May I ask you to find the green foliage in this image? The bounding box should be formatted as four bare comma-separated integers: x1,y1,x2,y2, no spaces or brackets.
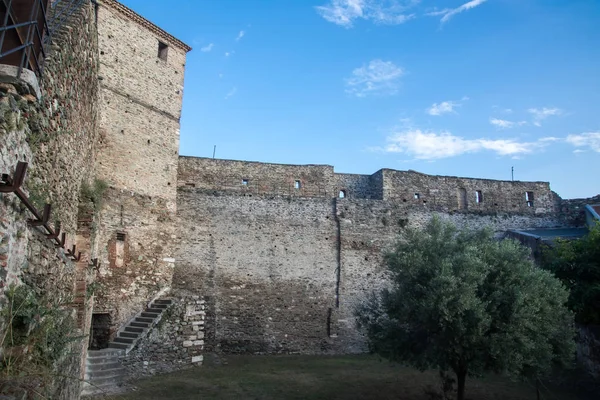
80,179,108,211
86,282,102,299
356,217,576,400
0,283,80,394
541,223,600,324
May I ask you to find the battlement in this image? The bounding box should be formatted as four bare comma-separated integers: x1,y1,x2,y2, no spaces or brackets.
178,156,558,215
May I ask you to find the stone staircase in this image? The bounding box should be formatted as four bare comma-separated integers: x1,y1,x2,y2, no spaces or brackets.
81,298,173,397
108,298,173,353
81,348,125,397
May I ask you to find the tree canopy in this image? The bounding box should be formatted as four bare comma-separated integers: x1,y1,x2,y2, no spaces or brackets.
356,217,575,400
542,222,600,324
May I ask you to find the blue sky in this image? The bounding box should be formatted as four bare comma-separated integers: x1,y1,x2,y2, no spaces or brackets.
120,0,599,199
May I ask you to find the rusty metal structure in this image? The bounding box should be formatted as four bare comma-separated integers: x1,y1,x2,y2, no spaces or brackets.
1,161,82,261
0,0,88,79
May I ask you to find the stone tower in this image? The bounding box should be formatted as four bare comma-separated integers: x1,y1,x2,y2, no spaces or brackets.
92,0,191,336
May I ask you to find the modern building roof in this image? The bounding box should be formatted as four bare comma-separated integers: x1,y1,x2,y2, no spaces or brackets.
511,228,589,241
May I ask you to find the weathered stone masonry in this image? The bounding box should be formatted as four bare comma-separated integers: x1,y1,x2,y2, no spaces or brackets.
172,157,580,355
1,1,101,398
92,0,191,335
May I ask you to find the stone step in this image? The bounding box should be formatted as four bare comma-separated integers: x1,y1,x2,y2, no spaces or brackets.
151,303,169,309
86,367,125,380
120,331,139,339
141,311,160,318
125,326,144,333
108,342,129,350
130,321,150,328
87,349,124,358
146,307,164,313
87,356,120,365
135,316,153,323
81,374,124,393
113,337,134,344
154,299,172,305
86,362,121,372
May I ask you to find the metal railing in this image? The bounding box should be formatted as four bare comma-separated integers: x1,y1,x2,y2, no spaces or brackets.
0,0,87,79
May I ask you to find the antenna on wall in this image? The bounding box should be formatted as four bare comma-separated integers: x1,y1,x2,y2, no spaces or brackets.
511,166,514,182
213,145,216,159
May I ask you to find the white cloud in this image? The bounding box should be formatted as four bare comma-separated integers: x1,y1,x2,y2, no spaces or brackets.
428,101,460,116
200,43,214,52
566,132,600,153
236,30,245,41
315,0,418,28
380,129,552,160
489,118,527,129
225,51,235,57
427,0,488,24
225,87,237,100
528,107,562,126
345,59,404,97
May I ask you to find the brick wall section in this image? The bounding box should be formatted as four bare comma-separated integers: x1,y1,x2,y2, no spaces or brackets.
0,2,100,398
93,1,189,332
93,188,176,331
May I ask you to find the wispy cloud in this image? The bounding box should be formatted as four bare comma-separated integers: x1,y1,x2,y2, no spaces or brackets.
566,132,600,153
428,100,461,116
315,0,418,28
528,107,562,127
225,87,237,100
427,0,488,24
236,30,246,41
490,118,527,129
345,59,404,97
200,43,214,52
377,128,552,160
225,51,235,57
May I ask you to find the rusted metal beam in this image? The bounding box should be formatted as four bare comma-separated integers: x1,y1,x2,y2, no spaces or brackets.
1,161,87,263
29,203,51,227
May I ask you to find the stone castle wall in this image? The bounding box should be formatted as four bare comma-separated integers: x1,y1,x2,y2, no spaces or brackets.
92,0,189,333
0,1,101,398
173,157,572,354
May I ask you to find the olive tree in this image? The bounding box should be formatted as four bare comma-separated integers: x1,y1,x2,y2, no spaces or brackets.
356,217,575,400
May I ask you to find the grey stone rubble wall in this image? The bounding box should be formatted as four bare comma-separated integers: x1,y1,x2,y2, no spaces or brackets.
178,156,337,198
0,2,100,399
122,296,205,379
178,157,566,215
173,175,566,355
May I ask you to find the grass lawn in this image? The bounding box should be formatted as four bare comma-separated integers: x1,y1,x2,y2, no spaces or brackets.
105,354,592,400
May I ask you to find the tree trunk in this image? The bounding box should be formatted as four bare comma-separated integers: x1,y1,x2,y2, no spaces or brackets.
456,368,467,400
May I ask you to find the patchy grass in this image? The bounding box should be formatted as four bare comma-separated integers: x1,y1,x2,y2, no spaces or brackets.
106,354,592,400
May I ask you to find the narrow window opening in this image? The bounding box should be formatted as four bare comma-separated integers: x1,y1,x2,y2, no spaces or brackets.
242,179,249,186
339,190,346,199
475,190,483,204
414,193,420,200
158,41,168,61
116,232,126,242
186,183,196,187
525,191,534,207
294,180,301,189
